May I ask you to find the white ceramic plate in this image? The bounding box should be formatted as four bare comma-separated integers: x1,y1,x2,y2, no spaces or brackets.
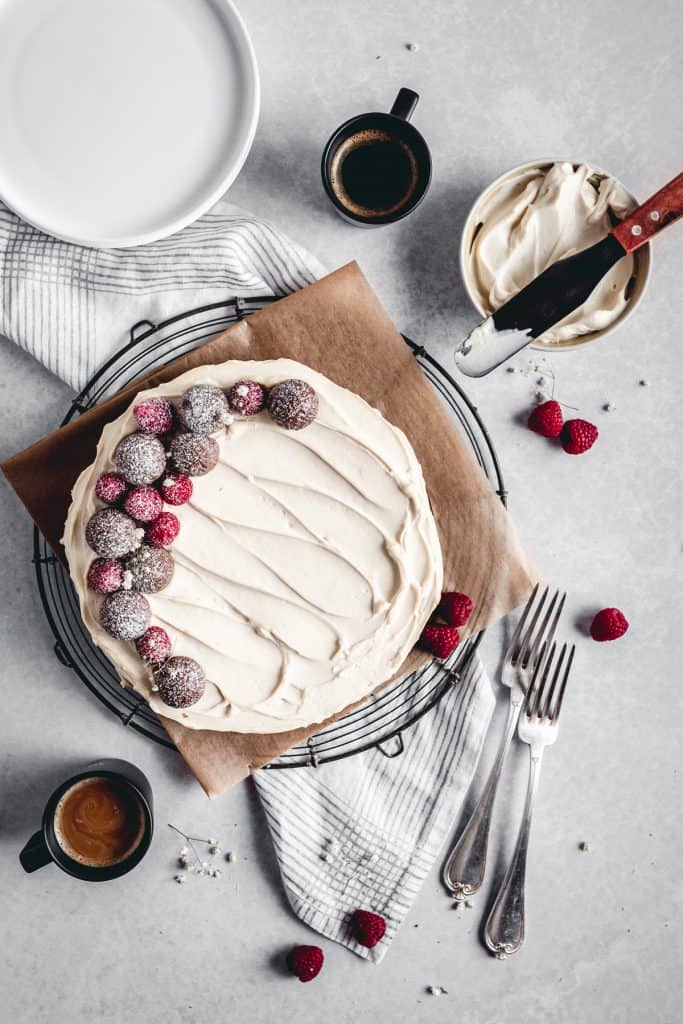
0,0,259,247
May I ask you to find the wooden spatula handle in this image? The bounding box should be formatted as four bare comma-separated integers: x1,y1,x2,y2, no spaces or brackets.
612,171,683,252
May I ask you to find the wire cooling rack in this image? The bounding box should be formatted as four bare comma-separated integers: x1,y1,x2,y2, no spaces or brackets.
34,296,506,767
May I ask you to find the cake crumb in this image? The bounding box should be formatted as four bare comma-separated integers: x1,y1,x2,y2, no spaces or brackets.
578,841,592,853
428,986,448,996
406,42,420,51
603,402,616,412
639,379,651,387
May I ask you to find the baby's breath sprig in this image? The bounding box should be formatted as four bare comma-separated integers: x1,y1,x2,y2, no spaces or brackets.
168,823,226,882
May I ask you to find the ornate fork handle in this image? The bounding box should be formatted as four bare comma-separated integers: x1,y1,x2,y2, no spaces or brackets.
443,695,523,900
484,748,544,958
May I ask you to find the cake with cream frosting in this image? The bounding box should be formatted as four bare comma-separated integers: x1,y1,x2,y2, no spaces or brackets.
62,358,443,734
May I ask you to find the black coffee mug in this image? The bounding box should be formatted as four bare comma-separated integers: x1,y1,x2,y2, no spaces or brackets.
19,758,153,881
321,88,431,226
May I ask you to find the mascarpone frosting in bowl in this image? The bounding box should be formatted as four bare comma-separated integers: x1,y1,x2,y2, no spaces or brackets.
63,359,443,734
460,160,651,348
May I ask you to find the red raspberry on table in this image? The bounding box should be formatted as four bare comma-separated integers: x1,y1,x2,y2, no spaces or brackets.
288,945,324,983
590,608,629,642
133,397,174,435
350,909,387,949
228,379,266,416
439,591,473,627
95,473,127,505
560,418,598,455
136,626,172,664
124,485,163,523
420,623,459,659
160,474,193,506
528,400,563,438
146,511,180,547
87,558,123,594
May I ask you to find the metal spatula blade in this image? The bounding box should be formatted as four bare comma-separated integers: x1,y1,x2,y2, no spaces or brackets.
454,234,626,377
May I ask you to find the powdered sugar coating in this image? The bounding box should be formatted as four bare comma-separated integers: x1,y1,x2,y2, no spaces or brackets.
87,558,124,594
169,433,219,476
160,473,193,506
228,379,266,416
95,473,127,505
85,508,141,558
136,626,172,664
156,656,206,708
179,384,230,434
133,397,174,435
124,485,163,523
145,511,180,548
267,379,319,430
114,432,167,485
123,545,174,593
100,590,151,640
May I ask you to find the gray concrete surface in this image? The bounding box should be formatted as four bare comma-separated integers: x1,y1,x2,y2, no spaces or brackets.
1,1,682,1021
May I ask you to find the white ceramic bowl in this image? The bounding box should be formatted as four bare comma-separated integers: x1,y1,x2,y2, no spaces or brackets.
0,0,260,248
459,159,652,350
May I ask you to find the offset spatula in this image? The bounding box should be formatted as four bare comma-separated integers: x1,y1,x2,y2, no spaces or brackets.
455,170,683,377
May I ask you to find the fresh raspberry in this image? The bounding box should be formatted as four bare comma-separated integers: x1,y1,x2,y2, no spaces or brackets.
228,379,266,416
560,418,598,455
350,909,387,949
439,591,473,627
528,400,563,438
95,473,127,505
146,511,180,547
133,397,174,435
124,485,163,523
288,945,324,983
160,474,193,506
420,623,459,659
136,626,172,664
590,607,629,642
87,558,123,594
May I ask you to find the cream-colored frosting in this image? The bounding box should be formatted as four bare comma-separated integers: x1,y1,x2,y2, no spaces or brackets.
63,359,443,733
468,162,636,343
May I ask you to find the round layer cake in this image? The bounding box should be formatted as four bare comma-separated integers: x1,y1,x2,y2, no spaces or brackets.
62,359,443,733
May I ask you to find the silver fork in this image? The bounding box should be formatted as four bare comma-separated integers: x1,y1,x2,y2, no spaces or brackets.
443,583,565,900
485,641,575,958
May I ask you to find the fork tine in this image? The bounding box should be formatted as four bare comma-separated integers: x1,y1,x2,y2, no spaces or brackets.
551,644,575,722
514,585,549,665
525,641,555,717
539,643,567,718
524,590,566,671
504,582,541,662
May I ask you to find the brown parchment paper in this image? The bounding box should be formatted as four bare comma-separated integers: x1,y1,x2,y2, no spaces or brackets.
2,263,537,796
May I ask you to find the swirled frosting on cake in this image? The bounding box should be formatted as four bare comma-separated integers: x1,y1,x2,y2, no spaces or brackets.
63,359,443,733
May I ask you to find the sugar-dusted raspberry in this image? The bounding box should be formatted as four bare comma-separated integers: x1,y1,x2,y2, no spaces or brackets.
95,473,127,505
160,473,193,506
100,590,151,640
114,432,166,485
179,384,230,434
123,545,174,593
124,485,163,523
267,379,319,430
169,433,219,476
85,508,141,559
136,626,172,664
133,397,174,435
87,558,123,594
228,379,266,416
155,656,205,708
146,511,180,548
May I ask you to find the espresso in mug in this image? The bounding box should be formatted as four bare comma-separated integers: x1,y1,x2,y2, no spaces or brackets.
54,776,146,868
329,129,419,219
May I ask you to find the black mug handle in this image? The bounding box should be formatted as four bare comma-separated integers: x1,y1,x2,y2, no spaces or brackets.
20,830,52,873
390,88,419,121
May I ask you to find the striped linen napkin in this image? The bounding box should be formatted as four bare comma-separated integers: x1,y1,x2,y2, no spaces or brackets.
0,199,494,960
